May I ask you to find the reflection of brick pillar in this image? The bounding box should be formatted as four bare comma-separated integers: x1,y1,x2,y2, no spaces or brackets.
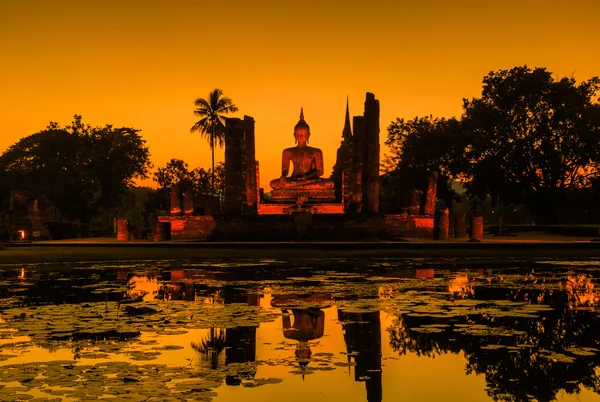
470,216,484,241
244,116,257,214
170,186,182,216
225,118,244,215
183,188,194,215
117,218,129,241
408,189,420,215
454,214,467,238
423,171,438,216
434,208,449,240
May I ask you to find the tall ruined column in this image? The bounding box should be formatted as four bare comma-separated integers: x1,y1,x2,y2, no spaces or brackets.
423,171,438,216
243,116,257,213
435,208,450,240
170,186,182,216
183,187,194,215
454,213,467,238
224,118,245,215
352,116,365,213
364,93,380,215
408,189,421,215
255,161,261,205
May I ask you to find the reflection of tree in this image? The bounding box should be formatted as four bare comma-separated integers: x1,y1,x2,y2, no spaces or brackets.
388,282,600,402
189,285,259,384
191,326,226,370
339,310,382,402
222,286,258,385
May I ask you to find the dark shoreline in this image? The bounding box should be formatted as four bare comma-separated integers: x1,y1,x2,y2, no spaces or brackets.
2,241,600,265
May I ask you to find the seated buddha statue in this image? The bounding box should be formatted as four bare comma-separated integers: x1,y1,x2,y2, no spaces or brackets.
269,109,335,192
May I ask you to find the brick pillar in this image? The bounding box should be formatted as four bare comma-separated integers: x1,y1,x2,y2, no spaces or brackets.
454,213,467,238
154,222,170,242
470,216,484,241
116,218,129,242
243,116,257,213
408,189,420,215
183,187,194,215
364,92,380,215
423,171,438,216
170,186,182,216
434,208,449,240
225,118,244,215
352,116,365,214
256,161,261,206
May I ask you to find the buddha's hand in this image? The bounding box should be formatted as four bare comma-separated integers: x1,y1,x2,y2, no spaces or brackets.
279,176,287,187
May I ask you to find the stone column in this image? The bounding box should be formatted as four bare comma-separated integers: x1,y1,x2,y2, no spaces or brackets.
408,189,420,215
454,213,467,238
224,118,245,215
364,93,380,215
183,188,194,215
352,116,365,213
243,116,257,213
256,161,261,206
154,222,170,242
470,216,484,241
116,218,129,242
170,186,182,216
423,171,438,216
434,208,449,240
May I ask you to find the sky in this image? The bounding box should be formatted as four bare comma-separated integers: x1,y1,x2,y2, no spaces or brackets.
1,0,599,189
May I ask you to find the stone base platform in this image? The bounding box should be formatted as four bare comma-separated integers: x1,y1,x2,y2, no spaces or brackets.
153,213,434,242
269,188,336,203
258,203,344,215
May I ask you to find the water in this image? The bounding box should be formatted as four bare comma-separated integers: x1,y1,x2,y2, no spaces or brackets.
1,258,600,401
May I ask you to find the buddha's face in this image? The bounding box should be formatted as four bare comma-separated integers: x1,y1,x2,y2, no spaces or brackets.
294,127,310,145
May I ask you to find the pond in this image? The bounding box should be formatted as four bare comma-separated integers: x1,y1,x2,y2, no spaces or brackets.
1,258,600,401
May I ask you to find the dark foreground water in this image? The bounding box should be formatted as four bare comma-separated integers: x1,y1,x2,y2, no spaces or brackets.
2,258,600,402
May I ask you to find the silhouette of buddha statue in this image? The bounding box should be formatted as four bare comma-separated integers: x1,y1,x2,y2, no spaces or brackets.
269,109,335,200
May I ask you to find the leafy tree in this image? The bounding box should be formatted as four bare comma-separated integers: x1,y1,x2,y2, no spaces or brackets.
190,89,238,193
0,115,151,223
462,66,600,223
153,159,226,210
382,115,466,212
154,159,197,193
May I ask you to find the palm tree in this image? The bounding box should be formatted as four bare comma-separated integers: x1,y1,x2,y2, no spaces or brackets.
190,89,238,193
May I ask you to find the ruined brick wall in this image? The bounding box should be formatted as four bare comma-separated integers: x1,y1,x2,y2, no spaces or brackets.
158,216,216,241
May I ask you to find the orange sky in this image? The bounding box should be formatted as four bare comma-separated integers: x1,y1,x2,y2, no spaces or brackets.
1,0,599,189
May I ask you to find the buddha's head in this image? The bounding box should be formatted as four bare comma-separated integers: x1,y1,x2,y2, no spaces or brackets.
294,107,310,145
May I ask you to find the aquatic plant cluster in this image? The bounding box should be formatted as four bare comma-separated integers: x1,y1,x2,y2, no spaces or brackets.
1,259,600,401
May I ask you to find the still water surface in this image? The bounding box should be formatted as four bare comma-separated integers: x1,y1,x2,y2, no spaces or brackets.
1,258,600,401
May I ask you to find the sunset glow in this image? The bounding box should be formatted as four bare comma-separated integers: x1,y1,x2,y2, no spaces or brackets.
2,0,599,187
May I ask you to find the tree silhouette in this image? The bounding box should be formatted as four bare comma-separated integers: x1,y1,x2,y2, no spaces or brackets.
462,66,600,223
190,89,238,193
0,115,151,223
382,115,466,212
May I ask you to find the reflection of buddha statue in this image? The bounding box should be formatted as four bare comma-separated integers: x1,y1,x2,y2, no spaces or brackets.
282,308,325,370
269,109,335,202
